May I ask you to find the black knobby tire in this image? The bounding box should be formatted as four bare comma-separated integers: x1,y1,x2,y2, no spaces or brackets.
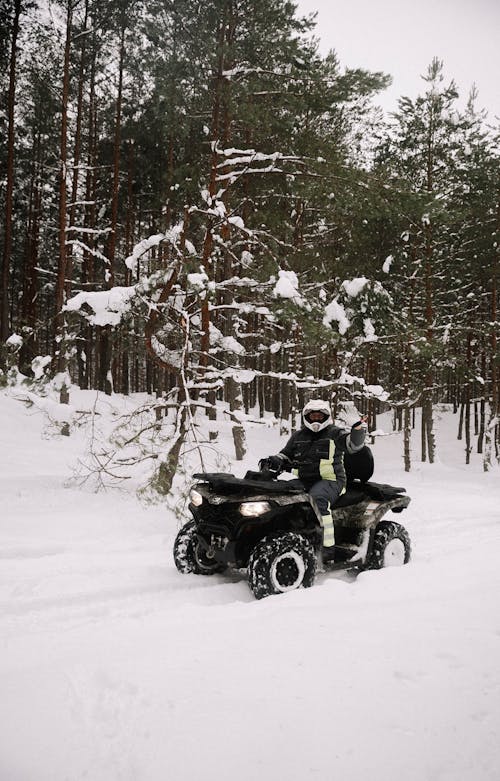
173,520,227,576
247,532,316,600
366,521,411,570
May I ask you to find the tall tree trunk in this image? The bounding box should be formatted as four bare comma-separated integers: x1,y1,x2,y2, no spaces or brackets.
121,139,135,396
464,398,471,465
478,349,486,454
484,204,499,469
419,91,437,464
402,341,411,472
20,130,42,369
106,19,125,287
80,26,98,390
101,17,126,395
421,404,427,462
199,10,226,372
55,0,73,404
66,0,89,301
422,218,435,463
464,333,472,464
226,369,246,460
403,406,411,473
280,346,291,436
219,2,246,459
1,0,21,347
457,402,464,440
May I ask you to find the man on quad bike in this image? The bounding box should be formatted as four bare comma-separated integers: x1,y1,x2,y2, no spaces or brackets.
261,399,367,563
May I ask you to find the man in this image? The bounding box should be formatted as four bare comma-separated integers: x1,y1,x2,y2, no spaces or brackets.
262,399,367,563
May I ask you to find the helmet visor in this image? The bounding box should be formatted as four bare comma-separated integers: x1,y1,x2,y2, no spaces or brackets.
304,410,329,425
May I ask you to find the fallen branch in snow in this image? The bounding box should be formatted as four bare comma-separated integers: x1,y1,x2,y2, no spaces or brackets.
114,453,159,466
12,390,73,435
73,452,133,491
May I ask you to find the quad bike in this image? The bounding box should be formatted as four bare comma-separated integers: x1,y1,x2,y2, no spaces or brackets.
173,447,411,600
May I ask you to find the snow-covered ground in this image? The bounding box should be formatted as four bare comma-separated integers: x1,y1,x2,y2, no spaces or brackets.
1,388,500,781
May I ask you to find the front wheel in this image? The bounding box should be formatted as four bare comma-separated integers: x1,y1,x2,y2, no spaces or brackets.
173,520,227,576
366,521,411,570
247,532,316,600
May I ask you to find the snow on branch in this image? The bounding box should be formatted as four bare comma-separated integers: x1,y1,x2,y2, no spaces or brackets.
216,151,299,169
64,287,136,326
216,165,284,182
323,298,350,334
124,222,194,272
214,275,262,289
124,233,167,271
209,323,246,356
65,240,110,265
335,368,390,402
342,277,369,297
222,66,264,79
65,226,112,235
272,269,307,307
219,146,257,157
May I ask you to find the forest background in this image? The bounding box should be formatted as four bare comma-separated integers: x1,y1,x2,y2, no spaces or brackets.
1,0,499,489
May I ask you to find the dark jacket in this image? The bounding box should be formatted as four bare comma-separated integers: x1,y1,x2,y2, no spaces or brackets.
276,423,366,490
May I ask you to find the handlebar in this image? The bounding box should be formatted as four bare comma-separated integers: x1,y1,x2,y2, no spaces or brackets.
258,458,304,475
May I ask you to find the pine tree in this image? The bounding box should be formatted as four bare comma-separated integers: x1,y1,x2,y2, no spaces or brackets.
373,59,471,463
1,0,21,347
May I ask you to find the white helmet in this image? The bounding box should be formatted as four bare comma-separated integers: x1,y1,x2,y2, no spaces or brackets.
302,399,332,433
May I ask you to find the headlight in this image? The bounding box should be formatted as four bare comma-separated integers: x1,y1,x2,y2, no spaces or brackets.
190,488,203,507
239,501,271,517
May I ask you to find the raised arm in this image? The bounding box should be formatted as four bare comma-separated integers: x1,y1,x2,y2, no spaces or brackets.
345,415,368,454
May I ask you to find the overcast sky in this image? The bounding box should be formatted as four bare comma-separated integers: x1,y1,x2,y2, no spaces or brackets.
295,0,500,118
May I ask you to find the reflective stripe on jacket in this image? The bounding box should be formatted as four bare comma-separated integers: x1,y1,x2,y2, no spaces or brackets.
278,424,355,489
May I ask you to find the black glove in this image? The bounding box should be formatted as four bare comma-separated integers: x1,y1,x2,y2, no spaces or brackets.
351,415,368,430
259,455,282,472
349,418,368,450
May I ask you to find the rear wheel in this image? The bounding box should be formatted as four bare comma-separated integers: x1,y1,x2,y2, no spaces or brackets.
366,521,411,569
173,520,227,575
247,533,316,600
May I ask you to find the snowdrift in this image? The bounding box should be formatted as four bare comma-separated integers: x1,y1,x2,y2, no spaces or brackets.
1,388,500,781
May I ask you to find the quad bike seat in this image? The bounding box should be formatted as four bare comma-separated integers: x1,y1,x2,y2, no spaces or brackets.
334,488,367,508
339,447,406,506
363,481,406,500
335,480,406,508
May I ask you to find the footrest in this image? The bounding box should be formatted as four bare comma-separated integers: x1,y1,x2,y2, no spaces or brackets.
333,544,360,562
323,559,361,572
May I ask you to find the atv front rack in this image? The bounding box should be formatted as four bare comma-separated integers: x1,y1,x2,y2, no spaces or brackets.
193,472,305,495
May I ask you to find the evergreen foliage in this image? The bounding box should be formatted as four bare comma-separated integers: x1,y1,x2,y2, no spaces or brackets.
1,1,499,472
